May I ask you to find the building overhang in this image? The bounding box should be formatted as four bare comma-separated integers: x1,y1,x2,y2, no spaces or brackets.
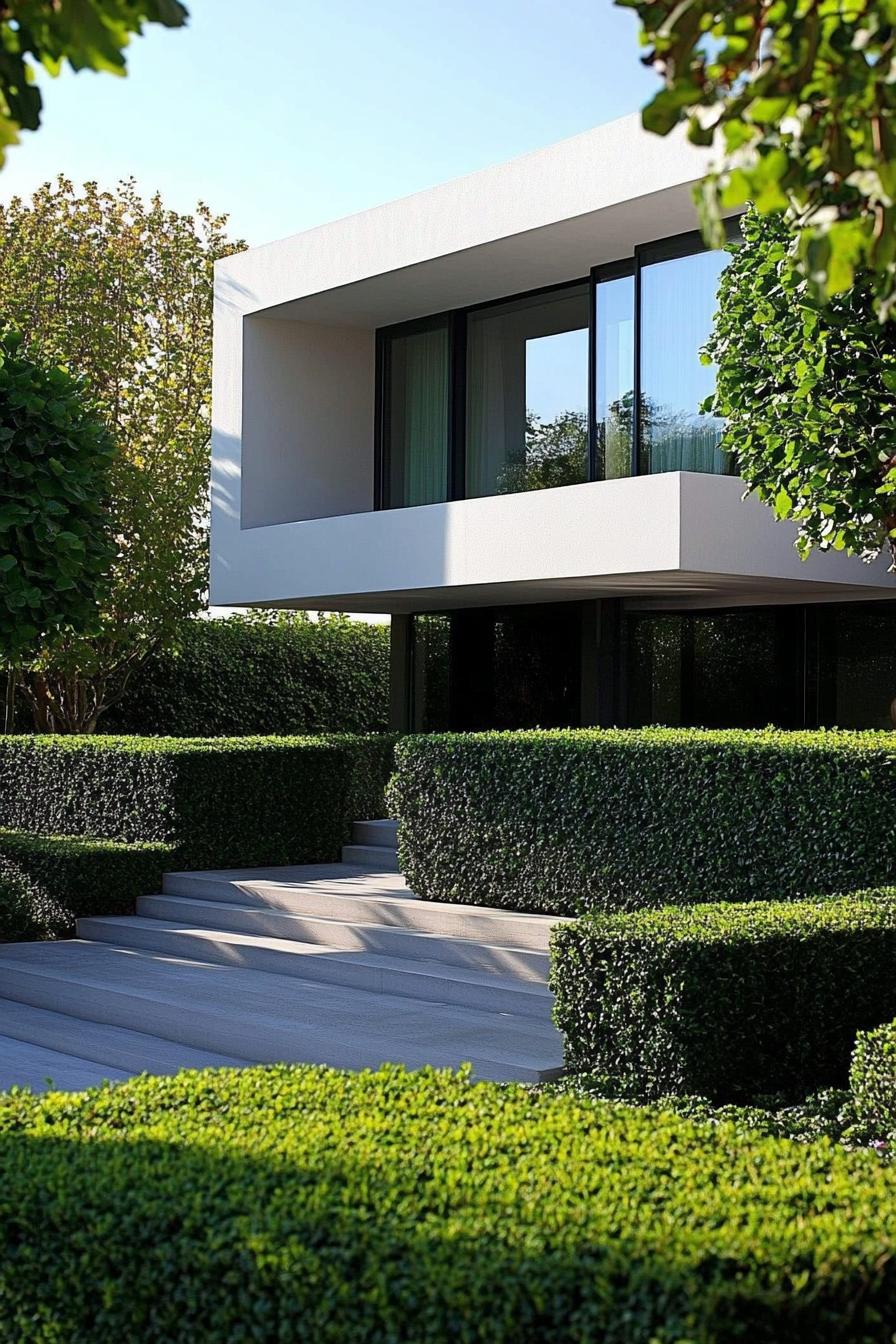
211,472,894,614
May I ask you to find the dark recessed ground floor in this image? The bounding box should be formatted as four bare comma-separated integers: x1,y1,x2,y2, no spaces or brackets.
389,597,896,733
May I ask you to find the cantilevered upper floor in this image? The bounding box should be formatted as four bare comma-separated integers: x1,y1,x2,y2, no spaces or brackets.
210,114,893,613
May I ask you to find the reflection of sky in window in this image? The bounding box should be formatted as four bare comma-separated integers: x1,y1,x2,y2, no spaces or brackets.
641,250,727,425
525,327,589,421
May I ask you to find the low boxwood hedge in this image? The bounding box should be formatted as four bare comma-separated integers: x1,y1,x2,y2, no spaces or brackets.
550,891,896,1102
0,734,396,870
389,728,896,914
851,1019,896,1138
1,1063,895,1342
0,830,174,940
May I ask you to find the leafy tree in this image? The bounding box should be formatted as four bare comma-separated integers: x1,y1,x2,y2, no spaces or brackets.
0,1,188,166
703,207,896,569
0,328,115,727
0,177,244,732
618,0,896,316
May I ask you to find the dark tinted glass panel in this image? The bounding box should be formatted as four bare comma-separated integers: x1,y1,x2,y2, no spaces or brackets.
410,614,451,732
639,248,732,476
627,609,803,728
818,602,896,729
594,273,635,479
386,321,450,507
411,604,583,732
466,286,589,498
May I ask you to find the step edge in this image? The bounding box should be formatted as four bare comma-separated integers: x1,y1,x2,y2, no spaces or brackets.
77,918,553,994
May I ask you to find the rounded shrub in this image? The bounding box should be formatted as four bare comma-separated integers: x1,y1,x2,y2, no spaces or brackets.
0,327,114,663
0,852,67,941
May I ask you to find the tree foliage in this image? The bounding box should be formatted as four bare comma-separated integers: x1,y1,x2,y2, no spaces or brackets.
0,1,187,166
0,327,114,666
0,177,244,731
704,207,896,569
618,0,896,316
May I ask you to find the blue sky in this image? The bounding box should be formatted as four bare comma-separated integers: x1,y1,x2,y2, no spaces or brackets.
0,0,659,247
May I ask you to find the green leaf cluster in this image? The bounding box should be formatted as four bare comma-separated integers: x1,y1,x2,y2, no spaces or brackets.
706,207,896,568
0,733,396,869
388,727,896,914
1,1063,896,1340
0,1,187,166
0,326,115,664
619,0,896,315
551,890,896,1101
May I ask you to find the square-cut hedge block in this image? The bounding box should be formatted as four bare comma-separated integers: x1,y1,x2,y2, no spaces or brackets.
0,734,396,870
551,891,896,1102
2,1064,896,1341
389,728,896,913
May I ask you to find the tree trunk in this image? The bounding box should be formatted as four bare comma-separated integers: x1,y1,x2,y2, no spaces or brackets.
3,668,17,734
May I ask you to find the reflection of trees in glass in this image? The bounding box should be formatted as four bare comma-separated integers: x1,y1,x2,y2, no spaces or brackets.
496,409,587,494
491,391,730,496
604,390,729,477
412,614,451,732
600,389,635,479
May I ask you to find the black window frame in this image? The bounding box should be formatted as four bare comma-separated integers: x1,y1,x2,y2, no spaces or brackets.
375,222,739,510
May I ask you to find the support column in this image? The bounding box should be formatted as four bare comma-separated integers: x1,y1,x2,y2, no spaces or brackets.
389,614,412,733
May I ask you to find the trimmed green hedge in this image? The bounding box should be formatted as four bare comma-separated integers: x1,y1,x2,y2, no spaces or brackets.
851,1019,896,1137
550,891,896,1102
1,1064,895,1342
0,734,396,869
101,613,390,737
0,830,173,939
389,728,896,914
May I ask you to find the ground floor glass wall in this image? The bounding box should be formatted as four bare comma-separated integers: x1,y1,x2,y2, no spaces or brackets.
406,599,896,733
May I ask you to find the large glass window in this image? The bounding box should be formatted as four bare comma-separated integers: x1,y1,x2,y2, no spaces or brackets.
639,246,731,476
465,285,589,498
385,320,450,507
594,272,635,480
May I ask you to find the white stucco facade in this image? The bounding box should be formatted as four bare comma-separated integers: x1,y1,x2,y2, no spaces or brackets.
211,113,893,615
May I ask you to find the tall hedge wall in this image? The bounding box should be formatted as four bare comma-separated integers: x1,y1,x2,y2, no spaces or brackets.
388,728,896,914
99,614,390,736
1,1063,895,1342
550,891,896,1102
0,734,396,870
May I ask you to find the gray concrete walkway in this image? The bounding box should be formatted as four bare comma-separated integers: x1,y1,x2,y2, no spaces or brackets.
0,822,566,1092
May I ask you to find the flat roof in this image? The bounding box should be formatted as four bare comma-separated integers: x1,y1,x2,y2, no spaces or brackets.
214,113,717,328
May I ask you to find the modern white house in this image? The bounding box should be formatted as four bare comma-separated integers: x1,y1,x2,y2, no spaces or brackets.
211,113,895,734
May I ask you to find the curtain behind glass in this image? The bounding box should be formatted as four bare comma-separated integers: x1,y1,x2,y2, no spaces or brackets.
640,249,732,476
388,324,449,507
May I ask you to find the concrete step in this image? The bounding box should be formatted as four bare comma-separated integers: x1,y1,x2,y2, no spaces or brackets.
161,867,564,951
351,819,398,847
0,942,564,1083
0,999,244,1080
0,1032,133,1093
340,843,400,871
134,894,551,981
76,916,553,1017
